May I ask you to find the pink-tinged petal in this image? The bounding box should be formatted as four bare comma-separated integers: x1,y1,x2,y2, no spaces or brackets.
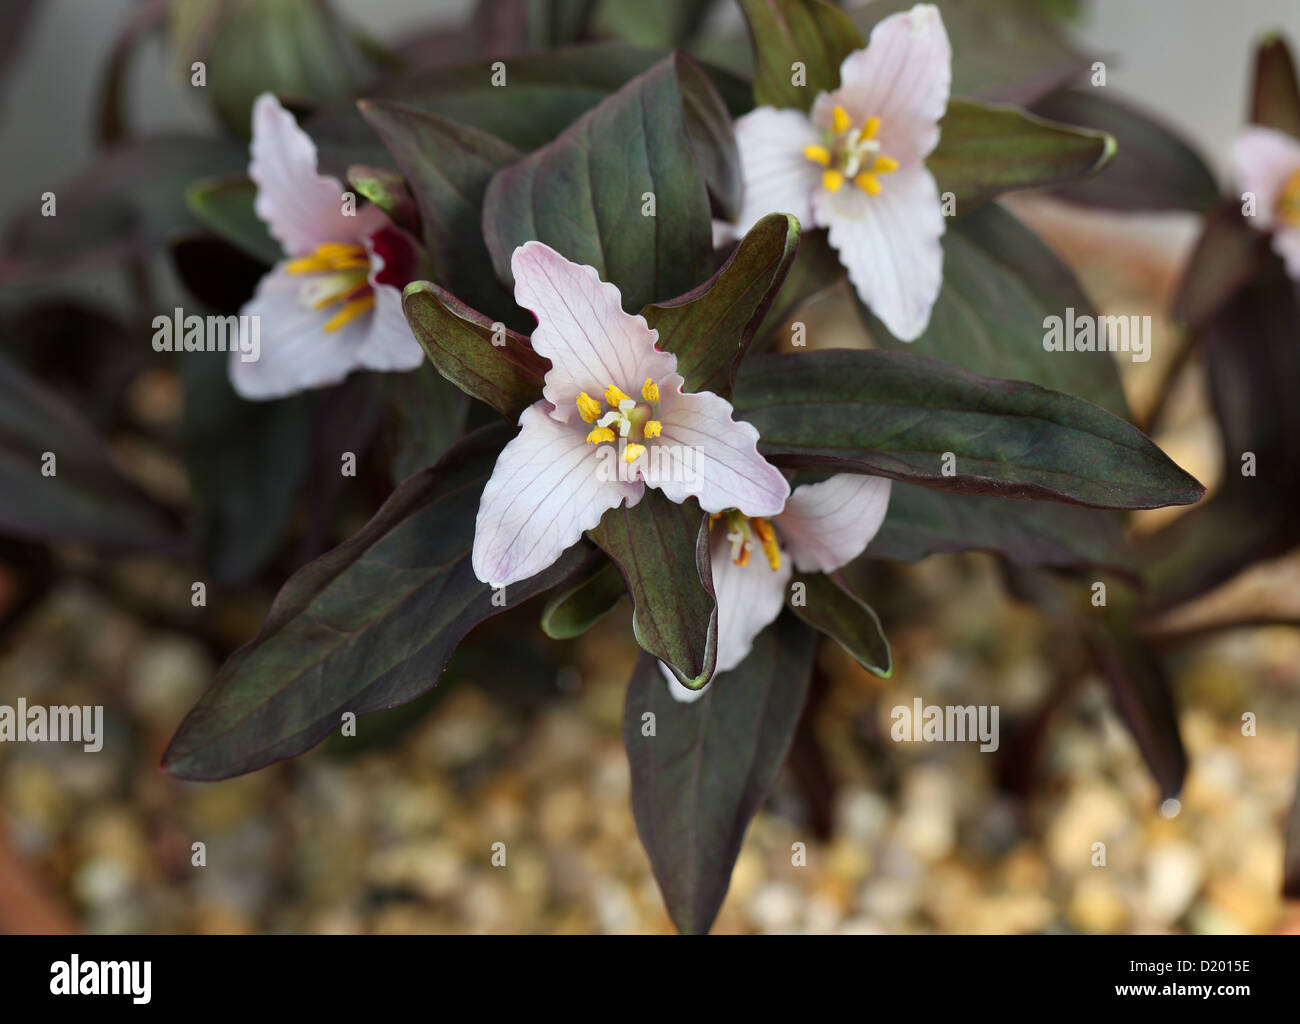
249,93,385,256
813,3,951,166
732,106,822,235
816,165,944,341
473,402,643,587
1273,225,1300,280
510,241,678,423
648,384,790,517
708,526,792,674
777,474,892,573
1232,125,1300,232
230,261,373,400
354,237,423,372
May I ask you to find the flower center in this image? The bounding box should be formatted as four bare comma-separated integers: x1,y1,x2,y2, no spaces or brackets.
803,105,900,196
713,510,781,571
1279,168,1300,228
286,241,375,332
577,379,662,463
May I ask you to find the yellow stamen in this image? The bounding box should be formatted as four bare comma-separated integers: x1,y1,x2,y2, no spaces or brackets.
1280,168,1300,228
623,443,646,463
873,154,900,174
641,378,660,402
605,384,632,407
643,419,662,439
823,169,845,193
854,172,882,196
831,105,852,135
861,116,880,140
802,144,832,167
735,539,751,567
576,392,602,423
586,426,615,444
752,517,782,571
322,294,375,332
286,241,369,276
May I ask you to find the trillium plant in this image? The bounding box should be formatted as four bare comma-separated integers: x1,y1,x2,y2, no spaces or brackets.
10,0,1300,935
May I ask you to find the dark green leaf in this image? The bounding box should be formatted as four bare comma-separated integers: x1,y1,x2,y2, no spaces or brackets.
1146,264,1300,608
864,202,1130,418
588,490,717,688
402,280,549,420
738,0,862,110
540,559,626,638
358,100,522,324
1085,615,1186,802
163,423,600,780
170,0,369,137
382,362,470,482
482,53,713,314
378,42,752,150
624,611,817,933
930,98,1113,209
347,163,420,236
862,482,1138,580
731,349,1205,509
1030,89,1220,212
1251,33,1300,138
643,213,800,397
186,177,281,265
0,354,185,553
676,51,743,220
591,0,715,48
3,137,247,280
790,571,891,676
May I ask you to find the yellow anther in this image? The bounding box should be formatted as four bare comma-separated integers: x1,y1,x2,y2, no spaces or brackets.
823,169,845,193
623,443,647,463
1280,168,1300,227
854,172,882,196
643,419,662,439
605,384,632,407
641,378,660,402
576,392,602,423
586,426,615,444
321,294,375,332
752,517,782,571
286,241,369,275
802,144,832,167
861,116,881,140
831,105,852,135
873,154,900,174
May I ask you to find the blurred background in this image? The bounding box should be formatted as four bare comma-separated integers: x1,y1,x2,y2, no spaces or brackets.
1,0,1299,933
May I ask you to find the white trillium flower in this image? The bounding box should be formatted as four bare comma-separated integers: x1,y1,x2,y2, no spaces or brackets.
472,241,792,589
1232,124,1300,279
726,3,952,341
663,473,893,703
231,93,424,399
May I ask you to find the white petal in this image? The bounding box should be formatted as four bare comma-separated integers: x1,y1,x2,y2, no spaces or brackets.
354,237,423,372
1274,226,1300,280
709,525,792,674
472,402,643,588
510,242,679,423
732,106,823,236
813,3,951,166
1231,125,1300,232
647,383,790,517
816,165,944,341
229,261,373,400
249,93,384,256
777,474,892,573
